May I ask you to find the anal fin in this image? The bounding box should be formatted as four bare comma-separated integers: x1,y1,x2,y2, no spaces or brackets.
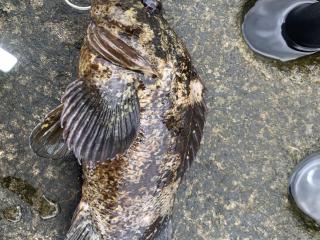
66,202,100,240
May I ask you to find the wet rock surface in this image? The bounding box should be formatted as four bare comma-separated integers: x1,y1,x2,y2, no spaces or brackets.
1,0,320,239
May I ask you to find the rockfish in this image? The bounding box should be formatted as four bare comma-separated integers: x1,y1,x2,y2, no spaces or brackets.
30,0,206,239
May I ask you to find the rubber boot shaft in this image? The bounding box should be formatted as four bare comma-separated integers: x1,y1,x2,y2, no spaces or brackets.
284,2,320,48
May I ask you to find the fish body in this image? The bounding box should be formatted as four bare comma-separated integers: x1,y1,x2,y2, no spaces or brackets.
30,1,206,239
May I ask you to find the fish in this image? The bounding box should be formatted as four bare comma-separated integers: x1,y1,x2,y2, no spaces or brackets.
29,0,206,239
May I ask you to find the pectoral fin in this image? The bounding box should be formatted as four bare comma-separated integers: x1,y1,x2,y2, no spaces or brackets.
30,104,71,159
61,77,140,167
87,22,155,76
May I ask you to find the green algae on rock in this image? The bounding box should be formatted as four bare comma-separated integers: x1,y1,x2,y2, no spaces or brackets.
0,176,59,220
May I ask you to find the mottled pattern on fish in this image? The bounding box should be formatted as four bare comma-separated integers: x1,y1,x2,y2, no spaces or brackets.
30,0,206,239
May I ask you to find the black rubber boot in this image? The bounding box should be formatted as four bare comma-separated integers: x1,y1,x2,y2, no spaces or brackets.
283,2,320,50
242,0,320,61
289,152,320,227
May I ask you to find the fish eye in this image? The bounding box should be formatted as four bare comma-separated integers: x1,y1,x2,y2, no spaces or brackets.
141,0,162,13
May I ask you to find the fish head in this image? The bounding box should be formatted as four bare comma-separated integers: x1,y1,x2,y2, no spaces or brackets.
142,0,162,13
91,0,162,20
91,0,162,24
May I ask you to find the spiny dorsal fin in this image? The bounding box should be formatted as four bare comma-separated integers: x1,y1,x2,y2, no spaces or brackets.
176,77,206,174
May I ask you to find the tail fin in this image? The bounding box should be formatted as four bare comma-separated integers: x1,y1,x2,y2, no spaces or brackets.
65,201,100,240
143,215,173,240
154,216,173,240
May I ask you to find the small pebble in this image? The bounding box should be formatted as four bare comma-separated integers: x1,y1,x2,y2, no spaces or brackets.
38,195,59,220
2,206,22,223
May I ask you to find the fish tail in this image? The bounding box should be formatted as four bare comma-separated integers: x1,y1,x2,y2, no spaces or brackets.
154,217,173,240
65,201,100,240
143,215,173,240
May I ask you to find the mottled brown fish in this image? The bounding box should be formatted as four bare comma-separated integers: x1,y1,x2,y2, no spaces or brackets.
30,0,206,239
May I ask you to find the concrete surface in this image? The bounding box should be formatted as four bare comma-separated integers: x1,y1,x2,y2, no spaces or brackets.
1,0,320,239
